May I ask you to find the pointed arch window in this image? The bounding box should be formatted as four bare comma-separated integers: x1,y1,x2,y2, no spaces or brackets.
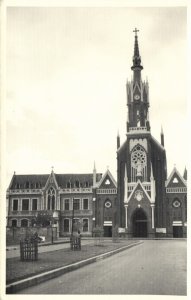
47,187,56,210
131,144,147,182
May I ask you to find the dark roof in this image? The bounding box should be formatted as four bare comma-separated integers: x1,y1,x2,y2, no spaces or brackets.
117,140,127,154
150,136,165,153
10,174,49,189
55,173,102,188
9,173,102,189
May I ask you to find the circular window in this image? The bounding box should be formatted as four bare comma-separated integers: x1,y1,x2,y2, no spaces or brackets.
173,200,181,208
131,146,146,168
105,201,112,208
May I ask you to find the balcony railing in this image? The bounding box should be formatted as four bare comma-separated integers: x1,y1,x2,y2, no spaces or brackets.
61,210,92,216
9,189,42,194
9,211,38,216
128,127,148,134
62,187,92,194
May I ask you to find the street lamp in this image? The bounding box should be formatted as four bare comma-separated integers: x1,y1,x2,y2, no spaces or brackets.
71,199,74,237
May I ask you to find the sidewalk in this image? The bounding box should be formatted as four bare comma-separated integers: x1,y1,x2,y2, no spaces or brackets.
6,239,143,293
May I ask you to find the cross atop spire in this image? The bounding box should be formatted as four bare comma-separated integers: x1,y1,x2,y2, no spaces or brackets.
133,28,139,36
131,28,143,72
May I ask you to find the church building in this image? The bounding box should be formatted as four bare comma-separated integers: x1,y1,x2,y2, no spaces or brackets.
116,29,187,238
6,29,187,239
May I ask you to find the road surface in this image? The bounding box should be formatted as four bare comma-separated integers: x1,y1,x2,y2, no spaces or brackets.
17,239,186,295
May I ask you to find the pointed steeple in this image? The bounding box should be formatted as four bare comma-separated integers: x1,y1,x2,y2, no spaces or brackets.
93,161,97,187
131,28,143,73
161,126,164,146
117,131,120,149
183,167,187,180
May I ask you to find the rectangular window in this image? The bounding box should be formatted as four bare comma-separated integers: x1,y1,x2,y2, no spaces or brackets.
32,198,37,211
64,199,70,210
13,199,18,211
64,219,70,232
83,219,89,232
22,199,29,211
73,199,80,210
83,198,89,210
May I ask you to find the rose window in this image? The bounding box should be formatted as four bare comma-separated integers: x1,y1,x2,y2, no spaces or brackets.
131,145,146,168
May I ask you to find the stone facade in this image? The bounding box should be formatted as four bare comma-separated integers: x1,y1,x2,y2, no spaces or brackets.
6,169,117,237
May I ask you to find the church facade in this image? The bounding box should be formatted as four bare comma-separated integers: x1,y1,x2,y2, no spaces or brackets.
6,30,187,238
116,29,187,238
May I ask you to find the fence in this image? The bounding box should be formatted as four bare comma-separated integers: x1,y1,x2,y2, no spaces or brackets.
70,236,81,250
20,239,38,261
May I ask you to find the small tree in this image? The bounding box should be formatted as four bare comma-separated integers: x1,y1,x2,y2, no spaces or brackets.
92,226,104,246
35,211,52,227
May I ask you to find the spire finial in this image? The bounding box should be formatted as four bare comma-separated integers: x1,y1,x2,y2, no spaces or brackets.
131,28,143,71
51,166,54,172
133,28,139,36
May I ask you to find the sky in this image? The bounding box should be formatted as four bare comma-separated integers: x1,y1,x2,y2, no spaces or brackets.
6,5,187,187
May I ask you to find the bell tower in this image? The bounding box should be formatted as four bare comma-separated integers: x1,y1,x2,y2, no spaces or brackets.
117,29,167,237
126,28,150,131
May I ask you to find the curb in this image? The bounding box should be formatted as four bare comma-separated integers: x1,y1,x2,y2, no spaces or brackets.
6,240,143,294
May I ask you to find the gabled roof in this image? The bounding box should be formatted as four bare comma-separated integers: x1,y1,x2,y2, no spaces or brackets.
165,167,187,188
127,180,151,203
96,169,117,189
44,171,59,190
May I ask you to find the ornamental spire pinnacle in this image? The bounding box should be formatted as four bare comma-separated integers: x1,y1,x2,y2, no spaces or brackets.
131,28,143,71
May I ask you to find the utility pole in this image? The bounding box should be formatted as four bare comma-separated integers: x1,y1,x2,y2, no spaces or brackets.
71,199,74,237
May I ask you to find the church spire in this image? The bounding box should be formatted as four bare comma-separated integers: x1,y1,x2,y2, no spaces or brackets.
161,126,164,147
131,28,143,73
93,161,97,187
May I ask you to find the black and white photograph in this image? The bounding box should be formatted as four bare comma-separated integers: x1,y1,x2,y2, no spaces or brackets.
1,0,189,298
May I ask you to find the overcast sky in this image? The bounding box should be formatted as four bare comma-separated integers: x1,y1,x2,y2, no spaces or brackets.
6,6,187,187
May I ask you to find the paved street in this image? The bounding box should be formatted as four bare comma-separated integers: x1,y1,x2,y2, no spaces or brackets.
17,239,186,295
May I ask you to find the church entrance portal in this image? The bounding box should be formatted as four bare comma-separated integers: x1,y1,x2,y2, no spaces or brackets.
132,208,148,237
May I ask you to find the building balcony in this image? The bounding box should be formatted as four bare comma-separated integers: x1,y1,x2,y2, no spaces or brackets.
9,210,38,216
128,127,148,134
9,189,42,195
61,210,93,217
61,187,93,194
128,182,151,192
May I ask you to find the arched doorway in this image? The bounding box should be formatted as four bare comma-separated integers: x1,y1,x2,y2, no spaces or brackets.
132,208,148,237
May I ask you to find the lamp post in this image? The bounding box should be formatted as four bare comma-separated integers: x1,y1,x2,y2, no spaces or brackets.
71,200,74,237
